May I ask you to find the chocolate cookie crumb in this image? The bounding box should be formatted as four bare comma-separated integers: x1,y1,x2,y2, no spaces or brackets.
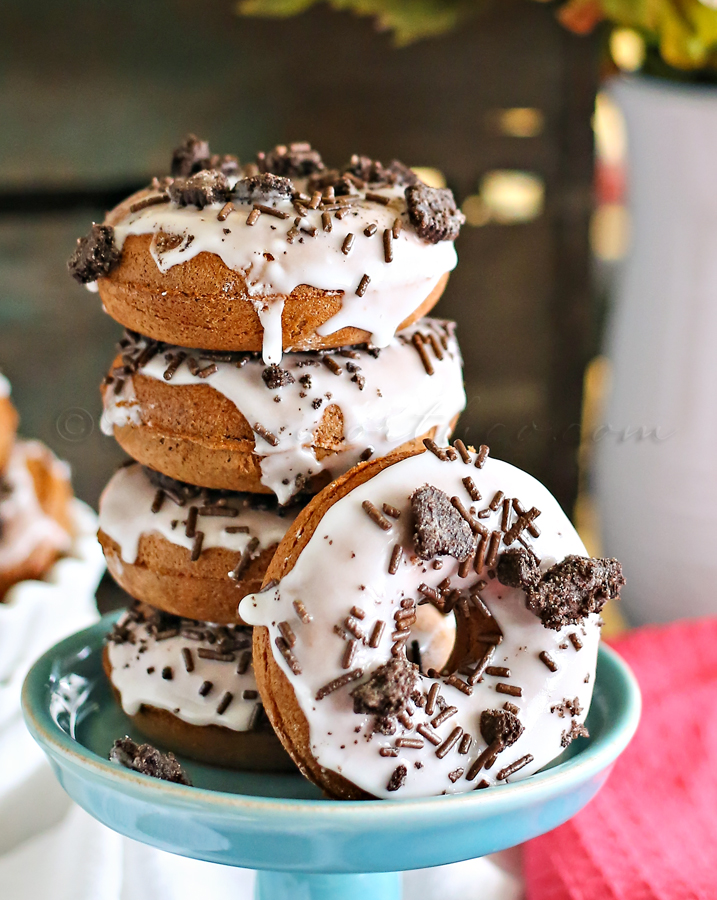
497,548,625,631
405,183,465,243
68,224,121,283
168,170,231,209
344,155,417,186
551,697,583,718
110,736,192,785
479,709,524,748
561,720,590,748
171,134,211,177
233,173,294,204
351,656,419,717
411,485,477,562
259,142,324,178
387,764,407,792
209,153,240,178
262,365,296,389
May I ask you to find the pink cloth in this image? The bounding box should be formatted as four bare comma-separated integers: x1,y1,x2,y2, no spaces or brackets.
524,618,717,900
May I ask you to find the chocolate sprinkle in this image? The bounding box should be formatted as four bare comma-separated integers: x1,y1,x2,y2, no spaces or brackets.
497,754,534,781
316,668,364,700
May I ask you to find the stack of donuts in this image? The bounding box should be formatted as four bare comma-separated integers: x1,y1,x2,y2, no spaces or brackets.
0,373,76,599
70,137,468,771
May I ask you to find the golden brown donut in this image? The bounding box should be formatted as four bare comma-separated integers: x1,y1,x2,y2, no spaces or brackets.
101,319,465,503
98,243,448,355
103,604,295,772
240,445,614,799
97,463,300,624
0,440,74,599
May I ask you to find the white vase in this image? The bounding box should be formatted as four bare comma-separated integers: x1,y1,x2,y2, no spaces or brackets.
595,76,717,624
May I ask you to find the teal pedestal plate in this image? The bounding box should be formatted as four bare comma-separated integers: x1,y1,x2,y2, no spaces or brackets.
22,614,641,900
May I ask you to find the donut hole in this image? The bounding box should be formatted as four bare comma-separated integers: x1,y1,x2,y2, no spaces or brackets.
407,603,456,674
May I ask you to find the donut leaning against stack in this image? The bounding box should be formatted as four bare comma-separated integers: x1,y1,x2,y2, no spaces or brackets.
0,372,76,599
70,135,467,771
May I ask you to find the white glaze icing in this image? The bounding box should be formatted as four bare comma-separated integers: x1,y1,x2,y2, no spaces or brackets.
0,441,72,572
107,610,260,732
101,319,466,505
111,184,457,364
240,449,599,799
98,463,298,565
0,372,10,399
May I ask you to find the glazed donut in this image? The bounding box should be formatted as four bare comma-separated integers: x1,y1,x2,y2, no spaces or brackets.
69,140,464,363
0,440,74,599
0,376,18,474
101,319,465,504
98,464,299,624
104,602,294,771
240,445,624,799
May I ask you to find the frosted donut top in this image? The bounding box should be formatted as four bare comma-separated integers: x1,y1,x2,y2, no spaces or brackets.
107,604,262,732
0,372,10,399
98,463,298,565
69,140,464,364
240,447,620,799
0,440,72,571
102,319,466,505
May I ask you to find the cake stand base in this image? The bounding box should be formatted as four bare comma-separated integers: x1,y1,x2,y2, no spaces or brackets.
22,615,641,900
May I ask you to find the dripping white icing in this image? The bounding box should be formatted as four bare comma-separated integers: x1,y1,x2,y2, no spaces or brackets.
111,184,457,364
107,612,261,732
240,450,599,799
102,319,466,505
0,441,73,571
98,464,298,565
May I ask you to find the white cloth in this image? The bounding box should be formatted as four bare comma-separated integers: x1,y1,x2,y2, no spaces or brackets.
0,501,523,899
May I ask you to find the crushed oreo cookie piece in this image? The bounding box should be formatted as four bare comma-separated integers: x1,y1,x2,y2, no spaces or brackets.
497,548,625,631
171,134,211,178
387,764,407,792
262,365,295,389
561,720,589,748
209,153,240,178
479,709,524,748
551,697,583,719
405,183,465,243
411,485,477,562
259,142,324,178
344,155,418,187
350,656,419,717
168,170,231,209
233,173,294,204
495,548,541,590
110,736,192,785
68,224,122,283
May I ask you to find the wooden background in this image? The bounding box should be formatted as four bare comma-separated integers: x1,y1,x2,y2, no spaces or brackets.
0,0,598,527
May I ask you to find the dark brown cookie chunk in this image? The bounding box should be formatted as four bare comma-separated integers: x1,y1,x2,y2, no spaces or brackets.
168,170,231,209
479,709,524,748
561,720,589,748
68,224,122,283
262,365,296,389
233,173,294,204
344,155,417,187
550,697,583,718
496,548,541,590
351,656,419,717
258,142,324,178
387,764,407,792
497,548,625,631
171,134,211,178
405,183,465,243
110,736,192,785
411,485,477,562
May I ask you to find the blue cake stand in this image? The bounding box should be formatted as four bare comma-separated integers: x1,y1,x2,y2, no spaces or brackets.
22,614,640,900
